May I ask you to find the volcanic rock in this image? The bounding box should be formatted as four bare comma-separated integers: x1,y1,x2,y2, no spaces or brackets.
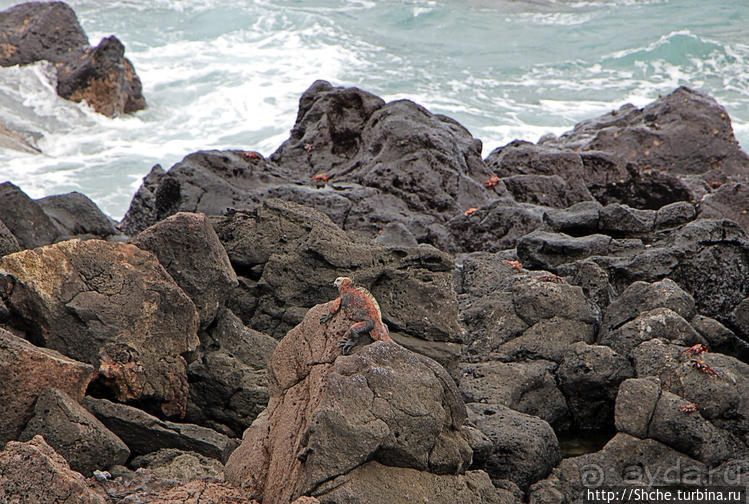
466,403,560,491
0,435,106,504
224,302,504,504
0,1,146,117
20,388,129,476
36,191,119,239
0,219,20,258
131,212,238,329
0,239,199,417
211,199,463,373
0,327,94,445
0,181,59,249
82,396,238,462
186,307,276,435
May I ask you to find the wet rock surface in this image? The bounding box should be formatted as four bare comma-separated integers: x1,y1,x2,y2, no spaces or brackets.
0,1,146,117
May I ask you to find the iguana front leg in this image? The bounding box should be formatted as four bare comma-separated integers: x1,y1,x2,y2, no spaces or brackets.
320,297,341,324
339,320,374,355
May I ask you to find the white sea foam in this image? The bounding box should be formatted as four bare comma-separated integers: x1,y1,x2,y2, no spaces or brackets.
1,0,748,218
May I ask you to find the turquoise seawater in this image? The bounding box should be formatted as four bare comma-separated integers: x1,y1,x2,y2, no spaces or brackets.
0,0,748,219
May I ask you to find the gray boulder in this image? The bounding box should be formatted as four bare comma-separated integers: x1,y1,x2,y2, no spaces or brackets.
82,396,238,463
467,403,560,491
131,212,238,328
20,388,129,476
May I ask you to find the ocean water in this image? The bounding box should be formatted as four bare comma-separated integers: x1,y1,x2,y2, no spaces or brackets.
0,0,748,220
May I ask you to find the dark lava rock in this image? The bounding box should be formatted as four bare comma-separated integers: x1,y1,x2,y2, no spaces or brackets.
131,212,238,329
0,239,199,418
447,198,545,252
211,199,463,375
524,218,749,323
36,191,118,239
467,403,560,491
20,387,129,476
186,307,276,435
120,150,302,235
0,219,20,258
542,86,749,178
373,221,419,247
82,396,238,463
56,35,146,117
488,87,748,213
699,182,749,235
631,339,749,444
502,173,592,208
614,378,741,466
0,1,145,117
122,80,501,252
529,433,708,504
557,342,634,430
458,252,602,431
0,181,59,249
599,278,695,341
461,360,569,430
0,1,88,66
269,79,386,175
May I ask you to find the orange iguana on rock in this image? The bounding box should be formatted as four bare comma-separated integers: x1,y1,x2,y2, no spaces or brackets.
320,276,393,354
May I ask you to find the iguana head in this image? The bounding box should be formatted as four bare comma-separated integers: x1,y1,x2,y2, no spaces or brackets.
334,277,352,290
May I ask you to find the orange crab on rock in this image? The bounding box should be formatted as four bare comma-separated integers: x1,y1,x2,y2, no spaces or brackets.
681,344,708,358
690,359,719,377
681,402,699,414
484,174,501,188
311,172,330,183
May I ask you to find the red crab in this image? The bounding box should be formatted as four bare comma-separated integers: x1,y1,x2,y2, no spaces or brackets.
241,151,260,160
484,174,501,188
311,172,330,183
538,274,564,283
681,402,699,414
691,359,719,377
503,260,523,271
681,344,708,358
464,207,478,216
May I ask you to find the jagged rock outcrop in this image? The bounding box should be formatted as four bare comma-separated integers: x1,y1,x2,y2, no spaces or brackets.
36,191,119,239
0,239,199,418
0,181,59,249
121,80,500,252
225,303,508,504
211,199,463,375
457,253,605,432
186,307,276,436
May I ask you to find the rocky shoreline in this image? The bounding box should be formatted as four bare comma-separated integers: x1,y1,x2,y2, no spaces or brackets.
2,2,749,503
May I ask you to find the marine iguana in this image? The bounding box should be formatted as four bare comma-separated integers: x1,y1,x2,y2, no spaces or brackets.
320,276,393,354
